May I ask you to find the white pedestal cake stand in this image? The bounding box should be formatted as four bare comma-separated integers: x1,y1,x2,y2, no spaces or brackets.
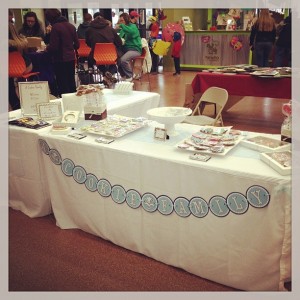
147,107,192,136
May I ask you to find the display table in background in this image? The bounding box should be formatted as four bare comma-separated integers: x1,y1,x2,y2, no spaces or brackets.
189,72,292,111
38,122,290,291
9,90,160,217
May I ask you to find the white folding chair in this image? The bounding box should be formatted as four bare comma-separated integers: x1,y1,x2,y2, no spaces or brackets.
183,87,228,126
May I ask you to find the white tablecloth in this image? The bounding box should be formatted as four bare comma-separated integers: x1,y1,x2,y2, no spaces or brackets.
61,89,160,118
38,123,291,291
9,90,160,217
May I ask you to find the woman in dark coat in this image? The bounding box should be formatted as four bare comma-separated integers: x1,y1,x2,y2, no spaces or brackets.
45,9,79,96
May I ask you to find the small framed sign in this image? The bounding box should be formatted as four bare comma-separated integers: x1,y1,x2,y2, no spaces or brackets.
19,81,50,115
37,102,62,120
154,127,167,141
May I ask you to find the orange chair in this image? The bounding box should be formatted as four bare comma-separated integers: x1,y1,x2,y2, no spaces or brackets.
132,48,151,91
76,40,92,86
93,43,120,81
9,51,40,80
77,39,91,59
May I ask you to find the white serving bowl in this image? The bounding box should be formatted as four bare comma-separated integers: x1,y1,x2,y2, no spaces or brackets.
147,107,192,136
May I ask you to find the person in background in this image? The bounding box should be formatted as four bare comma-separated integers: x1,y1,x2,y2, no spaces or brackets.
43,20,52,44
171,31,182,76
77,13,92,39
18,11,45,39
45,9,79,96
148,16,159,74
93,11,104,19
130,10,140,26
9,9,33,110
249,9,276,67
85,15,123,77
115,12,142,81
111,11,119,27
9,9,14,23
274,14,291,67
9,23,32,73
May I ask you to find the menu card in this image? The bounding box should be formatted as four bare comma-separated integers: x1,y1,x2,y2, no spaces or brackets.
19,81,49,115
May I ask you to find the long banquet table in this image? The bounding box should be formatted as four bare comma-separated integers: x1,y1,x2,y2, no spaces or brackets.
189,72,292,111
9,90,160,217
38,121,291,291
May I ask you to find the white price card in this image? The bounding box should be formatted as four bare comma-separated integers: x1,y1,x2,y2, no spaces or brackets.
154,127,167,141
37,102,62,120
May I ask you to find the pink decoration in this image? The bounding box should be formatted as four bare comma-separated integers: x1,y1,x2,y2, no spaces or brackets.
162,23,185,45
201,36,211,43
230,36,243,51
230,36,238,46
282,102,292,117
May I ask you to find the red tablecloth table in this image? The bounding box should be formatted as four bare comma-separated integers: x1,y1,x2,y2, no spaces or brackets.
189,72,291,111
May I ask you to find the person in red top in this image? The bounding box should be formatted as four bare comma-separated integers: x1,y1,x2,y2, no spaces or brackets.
171,31,182,76
149,16,159,37
148,16,159,74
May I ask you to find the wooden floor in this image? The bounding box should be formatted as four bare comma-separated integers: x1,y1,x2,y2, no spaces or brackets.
135,69,286,134
9,70,289,292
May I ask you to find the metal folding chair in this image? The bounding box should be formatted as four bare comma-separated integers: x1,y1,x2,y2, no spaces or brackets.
184,87,228,126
